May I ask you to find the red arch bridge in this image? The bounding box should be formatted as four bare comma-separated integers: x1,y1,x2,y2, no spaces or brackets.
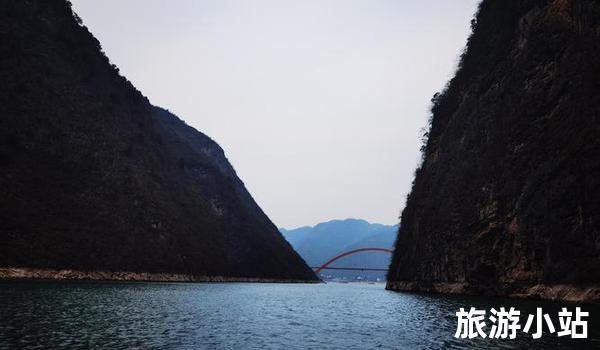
311,247,394,274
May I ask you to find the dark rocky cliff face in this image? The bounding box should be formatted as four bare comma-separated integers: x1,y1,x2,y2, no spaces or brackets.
387,0,600,301
0,0,317,281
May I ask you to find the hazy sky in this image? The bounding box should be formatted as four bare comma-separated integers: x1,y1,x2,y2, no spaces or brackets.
71,0,479,229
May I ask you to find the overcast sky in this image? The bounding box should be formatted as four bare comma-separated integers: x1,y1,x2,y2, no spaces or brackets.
71,0,479,229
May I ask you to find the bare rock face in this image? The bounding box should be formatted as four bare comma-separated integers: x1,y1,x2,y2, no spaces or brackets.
0,0,317,282
387,0,600,301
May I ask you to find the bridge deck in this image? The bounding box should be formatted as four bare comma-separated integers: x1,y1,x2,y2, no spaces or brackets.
311,266,388,272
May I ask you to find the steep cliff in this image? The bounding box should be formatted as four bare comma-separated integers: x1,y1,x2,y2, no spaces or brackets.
387,0,600,301
0,0,317,281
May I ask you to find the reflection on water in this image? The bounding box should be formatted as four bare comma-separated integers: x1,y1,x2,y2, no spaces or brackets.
0,281,598,349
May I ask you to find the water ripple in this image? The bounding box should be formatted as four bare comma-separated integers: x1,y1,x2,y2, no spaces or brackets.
0,281,599,349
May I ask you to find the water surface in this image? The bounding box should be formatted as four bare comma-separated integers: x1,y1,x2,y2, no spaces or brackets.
0,281,598,349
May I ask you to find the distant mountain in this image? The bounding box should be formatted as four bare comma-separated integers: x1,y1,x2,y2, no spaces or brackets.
281,219,398,281
0,0,317,282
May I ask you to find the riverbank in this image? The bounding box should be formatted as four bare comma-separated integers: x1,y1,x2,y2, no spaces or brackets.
385,281,600,303
0,267,321,284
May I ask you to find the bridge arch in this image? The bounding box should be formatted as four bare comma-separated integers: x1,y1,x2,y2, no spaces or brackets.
313,247,393,274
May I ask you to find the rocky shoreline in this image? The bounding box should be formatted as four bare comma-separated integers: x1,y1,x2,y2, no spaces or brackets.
385,281,600,303
0,267,321,284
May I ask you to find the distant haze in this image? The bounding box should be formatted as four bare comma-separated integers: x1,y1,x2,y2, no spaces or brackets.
70,0,479,228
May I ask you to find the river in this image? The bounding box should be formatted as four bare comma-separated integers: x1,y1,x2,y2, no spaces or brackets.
0,281,598,349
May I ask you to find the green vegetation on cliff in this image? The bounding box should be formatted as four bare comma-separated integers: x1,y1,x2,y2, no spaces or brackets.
387,0,600,301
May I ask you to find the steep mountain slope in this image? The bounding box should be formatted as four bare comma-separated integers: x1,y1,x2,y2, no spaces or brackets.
0,0,317,282
281,219,397,280
387,0,600,301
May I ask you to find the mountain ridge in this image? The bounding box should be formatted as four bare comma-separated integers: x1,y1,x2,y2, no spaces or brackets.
281,218,398,280
0,0,317,282
387,0,600,302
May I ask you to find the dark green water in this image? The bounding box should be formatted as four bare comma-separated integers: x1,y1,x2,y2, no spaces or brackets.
0,281,598,349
